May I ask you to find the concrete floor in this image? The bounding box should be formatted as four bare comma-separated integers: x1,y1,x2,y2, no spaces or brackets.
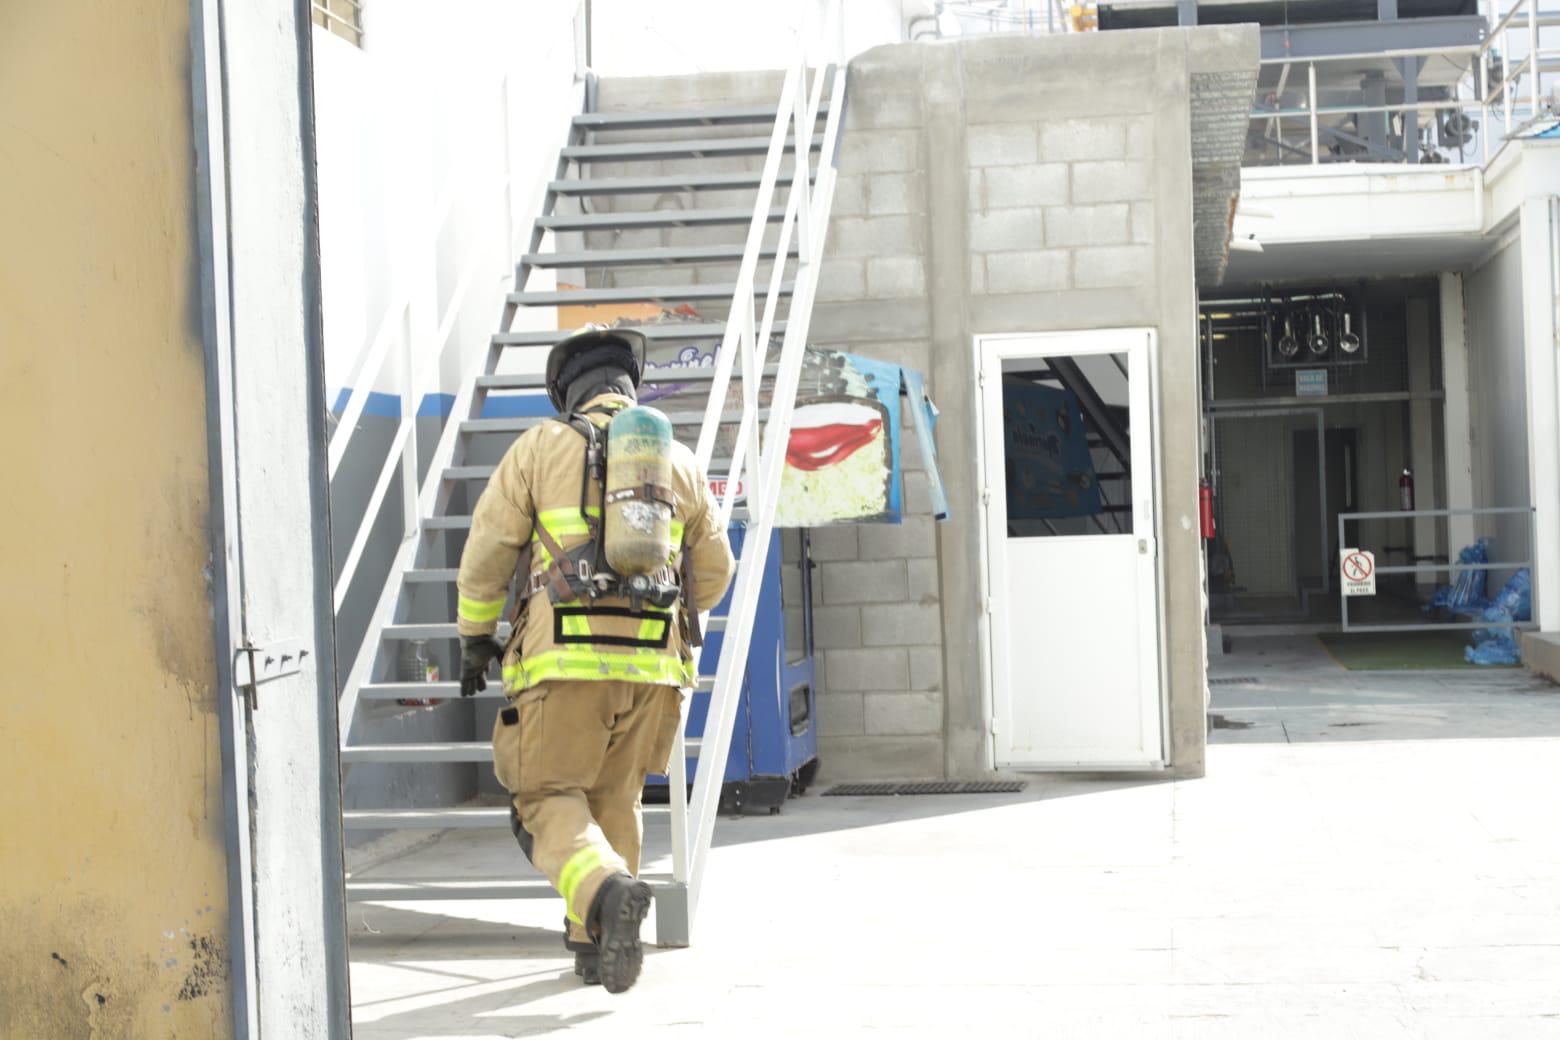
349,636,1560,1037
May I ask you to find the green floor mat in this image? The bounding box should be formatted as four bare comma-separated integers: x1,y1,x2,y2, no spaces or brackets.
1316,630,1516,671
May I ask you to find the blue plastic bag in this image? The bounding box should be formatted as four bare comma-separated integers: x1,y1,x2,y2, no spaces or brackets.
1466,634,1520,666
1489,568,1532,621
1471,568,1532,643
1426,539,1491,613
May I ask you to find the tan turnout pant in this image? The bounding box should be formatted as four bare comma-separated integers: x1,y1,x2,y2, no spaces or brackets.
491,679,684,943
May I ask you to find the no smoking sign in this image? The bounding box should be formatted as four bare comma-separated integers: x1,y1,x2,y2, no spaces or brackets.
1340,548,1376,597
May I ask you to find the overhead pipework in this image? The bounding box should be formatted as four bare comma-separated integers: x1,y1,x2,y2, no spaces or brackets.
1201,287,1369,376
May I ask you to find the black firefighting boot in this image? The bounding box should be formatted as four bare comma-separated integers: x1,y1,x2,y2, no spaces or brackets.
586,874,652,994
563,917,600,986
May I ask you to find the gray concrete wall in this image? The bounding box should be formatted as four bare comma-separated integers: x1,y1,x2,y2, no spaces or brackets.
803,27,1252,780
589,27,1255,782
1464,237,1533,578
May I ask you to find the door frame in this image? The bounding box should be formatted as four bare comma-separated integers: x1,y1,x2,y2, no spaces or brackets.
973,329,1167,771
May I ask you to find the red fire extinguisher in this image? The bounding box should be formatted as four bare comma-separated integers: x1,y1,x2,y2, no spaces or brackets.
1399,466,1415,512
1199,477,1217,539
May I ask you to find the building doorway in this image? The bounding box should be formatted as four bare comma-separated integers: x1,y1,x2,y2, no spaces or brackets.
975,329,1165,771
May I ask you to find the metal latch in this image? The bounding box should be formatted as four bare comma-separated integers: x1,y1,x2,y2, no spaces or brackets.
235,638,309,709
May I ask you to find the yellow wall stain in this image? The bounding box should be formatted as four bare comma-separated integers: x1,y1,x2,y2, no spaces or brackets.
0,2,233,1035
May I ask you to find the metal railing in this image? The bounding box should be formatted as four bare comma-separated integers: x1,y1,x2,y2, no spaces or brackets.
678,43,848,938
1248,0,1559,167
1338,506,1536,632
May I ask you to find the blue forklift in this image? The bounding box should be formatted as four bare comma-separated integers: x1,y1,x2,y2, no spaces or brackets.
646,524,819,815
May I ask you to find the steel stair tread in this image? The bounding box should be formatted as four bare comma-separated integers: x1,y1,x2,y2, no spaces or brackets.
444,459,740,481
572,104,827,131
382,622,510,641
343,738,703,763
461,409,758,435
343,806,669,829
561,135,823,162
477,367,776,390
341,742,498,763
492,322,783,347
346,874,679,902
357,681,503,699
521,243,794,269
536,207,785,231
548,170,810,197
510,283,792,308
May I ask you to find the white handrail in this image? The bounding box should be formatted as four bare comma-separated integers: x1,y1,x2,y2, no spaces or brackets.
679,54,848,933
693,63,803,472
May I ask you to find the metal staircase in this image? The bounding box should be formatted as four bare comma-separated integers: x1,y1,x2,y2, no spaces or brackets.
336,57,847,945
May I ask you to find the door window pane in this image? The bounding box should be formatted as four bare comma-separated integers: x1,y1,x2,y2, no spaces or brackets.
1001,352,1132,537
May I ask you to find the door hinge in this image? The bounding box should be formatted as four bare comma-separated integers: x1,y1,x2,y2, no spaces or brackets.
981,487,992,507
984,595,994,616
988,716,998,736
235,638,309,710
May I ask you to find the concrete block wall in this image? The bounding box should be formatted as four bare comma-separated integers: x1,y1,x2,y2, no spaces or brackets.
588,27,1257,783
810,410,948,780
804,27,1256,781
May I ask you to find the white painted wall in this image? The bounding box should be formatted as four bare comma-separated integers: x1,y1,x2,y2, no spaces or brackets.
1463,235,1533,577
313,0,579,404
1518,199,1560,629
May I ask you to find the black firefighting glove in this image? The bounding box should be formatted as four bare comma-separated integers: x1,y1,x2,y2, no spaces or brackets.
460,636,503,697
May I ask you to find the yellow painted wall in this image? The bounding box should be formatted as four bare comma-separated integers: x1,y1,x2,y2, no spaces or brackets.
0,3,233,1036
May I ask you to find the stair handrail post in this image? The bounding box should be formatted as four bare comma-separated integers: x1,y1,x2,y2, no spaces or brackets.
685,59,849,927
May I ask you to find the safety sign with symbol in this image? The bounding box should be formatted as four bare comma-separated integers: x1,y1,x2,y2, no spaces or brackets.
1340,548,1377,597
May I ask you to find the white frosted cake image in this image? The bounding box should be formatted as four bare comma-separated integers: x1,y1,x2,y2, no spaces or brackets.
776,397,892,526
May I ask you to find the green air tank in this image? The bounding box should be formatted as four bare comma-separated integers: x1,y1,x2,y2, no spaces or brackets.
604,405,674,577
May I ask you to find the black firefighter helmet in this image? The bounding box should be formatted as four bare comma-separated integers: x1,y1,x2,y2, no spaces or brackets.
544,324,649,412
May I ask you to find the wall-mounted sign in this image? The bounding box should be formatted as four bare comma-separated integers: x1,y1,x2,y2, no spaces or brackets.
1295,369,1329,397
1340,548,1376,596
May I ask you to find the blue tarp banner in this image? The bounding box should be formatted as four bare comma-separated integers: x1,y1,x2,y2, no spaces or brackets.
1000,378,1100,520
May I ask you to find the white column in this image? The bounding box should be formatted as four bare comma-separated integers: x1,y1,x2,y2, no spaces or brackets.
1520,199,1560,630
1439,272,1476,556
1406,296,1440,593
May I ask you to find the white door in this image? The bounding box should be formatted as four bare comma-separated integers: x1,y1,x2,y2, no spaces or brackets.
977,330,1163,770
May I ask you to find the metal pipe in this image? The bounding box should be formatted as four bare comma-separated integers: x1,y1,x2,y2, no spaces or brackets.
1529,0,1540,117
1504,24,1514,130
1309,62,1320,164
1481,38,1491,162
1259,43,1480,65
1251,98,1501,119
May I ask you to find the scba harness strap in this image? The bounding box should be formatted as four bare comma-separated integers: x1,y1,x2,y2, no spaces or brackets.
508,403,697,663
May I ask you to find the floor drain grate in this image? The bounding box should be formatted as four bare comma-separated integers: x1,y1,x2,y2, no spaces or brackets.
824,781,1028,797
1208,676,1260,686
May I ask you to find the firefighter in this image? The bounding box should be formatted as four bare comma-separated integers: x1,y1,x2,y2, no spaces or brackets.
454,325,735,994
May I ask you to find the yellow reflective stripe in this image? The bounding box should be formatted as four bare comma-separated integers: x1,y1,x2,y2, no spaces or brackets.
531,507,601,567
637,610,669,643
501,662,522,691
457,595,506,624
558,845,608,924
514,650,694,689
666,519,686,565
560,613,591,639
